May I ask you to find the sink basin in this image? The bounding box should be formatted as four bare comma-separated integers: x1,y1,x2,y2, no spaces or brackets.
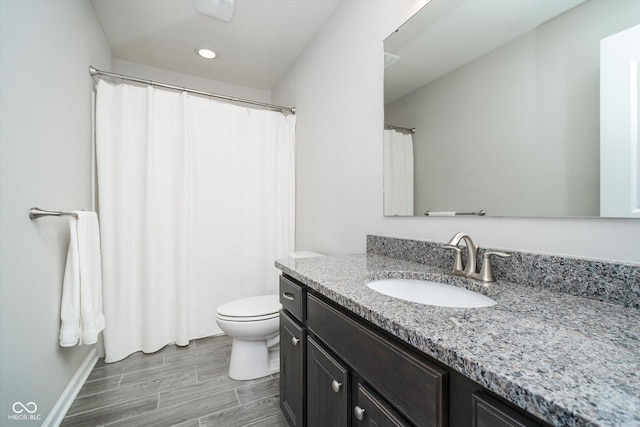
366,278,497,308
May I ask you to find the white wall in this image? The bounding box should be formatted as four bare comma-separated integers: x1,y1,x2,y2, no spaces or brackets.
0,0,112,424
273,0,640,263
385,0,638,218
115,59,272,104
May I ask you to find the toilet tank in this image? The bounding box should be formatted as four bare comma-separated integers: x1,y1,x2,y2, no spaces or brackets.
288,251,323,258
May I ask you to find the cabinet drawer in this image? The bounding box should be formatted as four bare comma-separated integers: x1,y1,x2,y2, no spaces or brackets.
280,275,305,322
308,295,448,427
472,392,541,427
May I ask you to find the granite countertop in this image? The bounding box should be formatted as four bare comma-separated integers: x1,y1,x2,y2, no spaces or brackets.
275,253,640,427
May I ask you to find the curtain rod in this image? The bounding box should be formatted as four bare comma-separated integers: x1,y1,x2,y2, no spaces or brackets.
384,124,416,134
89,66,296,115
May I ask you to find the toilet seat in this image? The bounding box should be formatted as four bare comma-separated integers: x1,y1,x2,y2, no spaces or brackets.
216,295,280,321
216,312,279,322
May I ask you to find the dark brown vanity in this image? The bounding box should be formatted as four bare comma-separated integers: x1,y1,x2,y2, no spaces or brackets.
279,274,547,427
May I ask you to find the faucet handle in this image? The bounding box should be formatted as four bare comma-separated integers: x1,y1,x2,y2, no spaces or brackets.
478,251,510,282
443,244,464,274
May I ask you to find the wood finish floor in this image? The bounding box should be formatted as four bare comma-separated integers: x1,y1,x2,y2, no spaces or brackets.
61,335,287,427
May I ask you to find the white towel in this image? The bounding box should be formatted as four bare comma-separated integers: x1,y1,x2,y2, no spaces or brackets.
59,211,105,347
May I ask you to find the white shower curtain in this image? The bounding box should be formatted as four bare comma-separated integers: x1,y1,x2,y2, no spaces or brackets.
95,80,295,362
383,129,414,216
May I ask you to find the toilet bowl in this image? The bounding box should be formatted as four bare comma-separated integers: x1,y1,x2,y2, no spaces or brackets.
215,295,281,380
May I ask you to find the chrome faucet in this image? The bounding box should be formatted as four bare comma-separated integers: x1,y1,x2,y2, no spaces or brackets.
444,232,479,277
443,232,510,282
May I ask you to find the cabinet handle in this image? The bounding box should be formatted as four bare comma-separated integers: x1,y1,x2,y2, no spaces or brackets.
282,292,295,301
291,337,300,346
331,380,342,393
354,406,366,421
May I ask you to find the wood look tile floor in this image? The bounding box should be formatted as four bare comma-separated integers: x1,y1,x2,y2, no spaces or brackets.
61,335,288,427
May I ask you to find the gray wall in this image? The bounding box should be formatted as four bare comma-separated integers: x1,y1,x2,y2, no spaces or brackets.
114,59,273,104
0,0,112,423
272,0,640,263
385,0,639,217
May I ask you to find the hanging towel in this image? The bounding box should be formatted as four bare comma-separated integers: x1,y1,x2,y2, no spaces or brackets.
59,211,105,347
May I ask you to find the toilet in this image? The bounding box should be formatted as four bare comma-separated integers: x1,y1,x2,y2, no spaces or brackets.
215,251,323,381
216,295,281,380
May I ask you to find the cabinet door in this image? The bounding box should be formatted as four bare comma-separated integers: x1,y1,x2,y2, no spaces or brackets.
280,311,306,427
353,383,411,427
472,392,542,427
307,337,350,427
308,295,447,427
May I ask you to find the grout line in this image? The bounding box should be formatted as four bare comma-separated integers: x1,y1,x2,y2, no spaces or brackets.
237,391,281,407
101,400,160,427
73,379,122,400
62,392,159,420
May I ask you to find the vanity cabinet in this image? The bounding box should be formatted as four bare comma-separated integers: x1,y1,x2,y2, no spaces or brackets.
279,274,549,427
279,276,306,427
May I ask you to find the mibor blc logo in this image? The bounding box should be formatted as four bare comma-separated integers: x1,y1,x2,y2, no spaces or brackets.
9,402,41,422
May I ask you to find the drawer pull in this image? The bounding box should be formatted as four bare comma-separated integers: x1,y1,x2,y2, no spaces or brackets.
282,292,295,301
291,337,300,346
331,380,342,393
354,406,366,421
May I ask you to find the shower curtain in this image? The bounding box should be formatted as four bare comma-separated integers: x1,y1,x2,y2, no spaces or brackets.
95,80,295,362
383,129,414,216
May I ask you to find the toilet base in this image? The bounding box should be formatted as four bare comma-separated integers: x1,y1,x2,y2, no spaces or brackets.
228,337,280,381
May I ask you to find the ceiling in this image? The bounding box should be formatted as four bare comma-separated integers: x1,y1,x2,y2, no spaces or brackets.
90,0,340,90
384,0,585,104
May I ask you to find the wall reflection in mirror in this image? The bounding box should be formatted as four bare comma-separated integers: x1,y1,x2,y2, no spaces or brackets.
383,0,640,218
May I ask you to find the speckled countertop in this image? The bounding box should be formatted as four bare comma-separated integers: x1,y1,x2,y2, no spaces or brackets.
275,254,640,427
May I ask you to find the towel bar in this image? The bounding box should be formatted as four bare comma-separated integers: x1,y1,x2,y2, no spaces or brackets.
424,210,486,216
29,207,78,220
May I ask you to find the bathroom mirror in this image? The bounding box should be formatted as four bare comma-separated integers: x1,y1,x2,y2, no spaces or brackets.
384,0,640,218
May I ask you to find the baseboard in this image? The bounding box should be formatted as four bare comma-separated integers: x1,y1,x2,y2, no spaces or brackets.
42,348,100,427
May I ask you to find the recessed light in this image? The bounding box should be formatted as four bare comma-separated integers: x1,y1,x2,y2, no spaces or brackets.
196,48,217,59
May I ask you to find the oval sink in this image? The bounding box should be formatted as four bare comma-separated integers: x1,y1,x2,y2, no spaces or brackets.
367,278,497,308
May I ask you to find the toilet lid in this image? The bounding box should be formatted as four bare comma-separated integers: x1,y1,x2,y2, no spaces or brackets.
217,295,281,318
